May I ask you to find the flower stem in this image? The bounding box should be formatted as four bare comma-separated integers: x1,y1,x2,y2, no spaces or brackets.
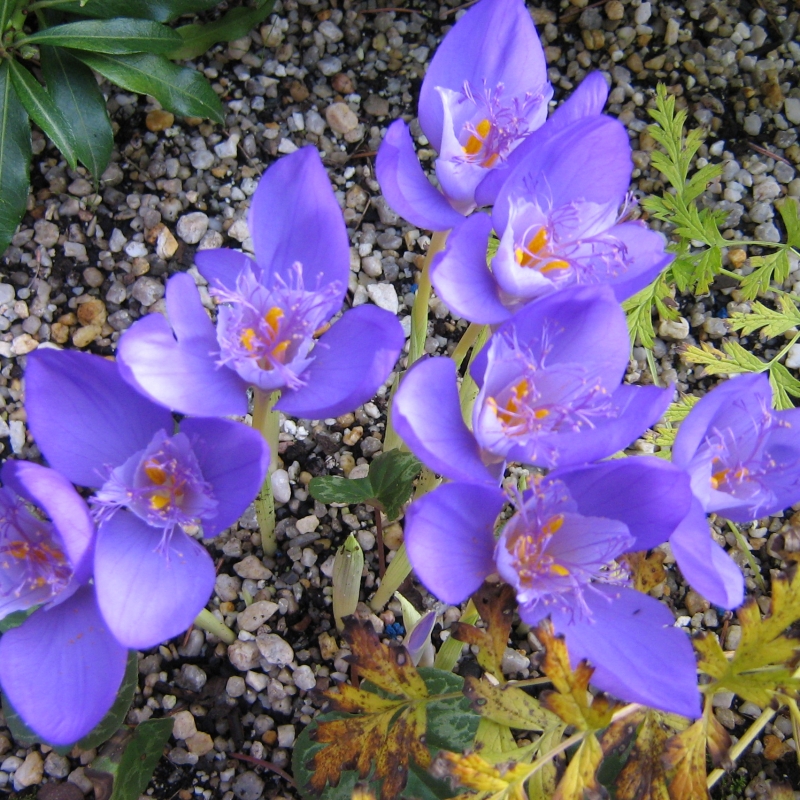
451,322,485,370
434,599,478,672
253,389,280,556
193,608,236,645
726,520,765,592
408,230,448,367
459,324,489,425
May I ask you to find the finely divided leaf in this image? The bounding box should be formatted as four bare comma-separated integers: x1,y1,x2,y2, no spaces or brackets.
729,295,800,339
552,734,604,800
40,47,113,179
20,19,182,55
7,59,78,170
0,59,30,256
171,0,276,59
73,52,223,123
662,719,709,800
682,341,765,376
777,198,800,248
613,710,670,800
769,362,800,411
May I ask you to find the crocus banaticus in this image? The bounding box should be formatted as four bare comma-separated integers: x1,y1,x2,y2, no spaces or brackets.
0,461,128,745
429,115,673,324
117,146,404,420
664,373,800,609
376,0,553,230
394,286,672,481
405,462,699,717
24,349,269,649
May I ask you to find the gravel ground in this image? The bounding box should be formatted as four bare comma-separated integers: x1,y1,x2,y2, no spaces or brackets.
1,0,800,797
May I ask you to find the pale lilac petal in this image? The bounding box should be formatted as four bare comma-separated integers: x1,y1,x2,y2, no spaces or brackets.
276,305,404,419
118,309,248,418
394,357,496,484
670,500,744,609
475,71,609,207
672,374,769,468
194,249,259,292
493,116,631,234
249,146,349,293
606,223,674,301
551,586,700,718
94,513,215,649
553,458,693,551
376,120,464,232
0,585,128,746
2,461,95,582
179,417,269,538
405,483,505,604
418,0,547,151
510,384,672,468
430,214,512,324
25,350,173,488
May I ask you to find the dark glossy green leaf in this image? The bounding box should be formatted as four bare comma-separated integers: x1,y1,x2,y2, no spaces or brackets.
0,607,34,633
367,450,422,521
0,59,30,257
1,0,20,34
418,668,479,753
73,51,223,122
7,58,77,170
43,0,220,23
40,46,113,178
77,651,139,751
109,718,173,800
308,474,375,508
19,19,182,54
170,0,274,59
2,692,45,749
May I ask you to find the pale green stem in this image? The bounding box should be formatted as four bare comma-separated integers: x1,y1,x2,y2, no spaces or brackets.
382,372,405,453
459,324,489,426
193,608,236,645
707,705,776,789
253,389,280,555
451,322,484,370
726,520,766,592
408,230,449,367
434,599,478,672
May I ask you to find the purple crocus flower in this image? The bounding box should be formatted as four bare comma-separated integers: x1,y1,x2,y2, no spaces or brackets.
429,115,673,324
665,373,800,609
117,147,404,420
394,286,672,481
376,0,554,230
24,349,269,650
405,460,699,717
0,461,128,745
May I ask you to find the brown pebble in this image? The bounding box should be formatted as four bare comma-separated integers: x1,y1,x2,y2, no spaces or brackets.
332,72,355,94
146,109,175,132
728,248,747,269
50,322,70,344
77,297,107,327
626,53,644,73
581,29,604,50
72,324,102,348
262,730,277,745
605,0,624,19
289,80,309,102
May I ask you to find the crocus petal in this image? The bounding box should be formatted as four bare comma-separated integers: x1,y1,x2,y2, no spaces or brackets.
248,146,349,294
276,305,404,419
25,350,173,489
418,0,547,151
118,274,249,417
406,611,437,667
670,499,744,609
2,461,95,583
430,213,512,324
493,116,631,235
94,513,215,649
551,586,701,718
672,374,770,468
394,357,496,484
194,249,260,292
0,585,127,746
405,483,505,604
552,458,693,551
604,223,674,301
179,417,270,538
475,71,609,207
512,384,672,469
376,120,464,232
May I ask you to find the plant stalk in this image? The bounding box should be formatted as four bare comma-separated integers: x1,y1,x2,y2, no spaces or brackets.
193,608,236,645
408,230,448,367
253,389,280,555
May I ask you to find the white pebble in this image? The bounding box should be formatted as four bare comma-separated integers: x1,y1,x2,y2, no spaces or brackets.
271,469,291,504
366,283,399,314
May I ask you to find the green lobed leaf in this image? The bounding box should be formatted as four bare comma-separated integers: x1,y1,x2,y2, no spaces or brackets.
366,449,422,521
308,474,375,507
170,0,275,59
40,46,113,178
72,51,223,122
0,58,31,257
729,295,800,339
43,0,220,23
7,58,78,170
19,19,182,55
769,362,800,411
777,197,800,248
108,717,173,800
739,248,791,300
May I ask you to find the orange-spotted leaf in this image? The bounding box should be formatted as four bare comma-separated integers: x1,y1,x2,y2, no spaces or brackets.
662,719,709,800
451,582,516,682
625,550,667,594
432,750,530,800
552,734,604,800
613,710,670,800
705,706,731,769
463,676,559,732
538,623,615,731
